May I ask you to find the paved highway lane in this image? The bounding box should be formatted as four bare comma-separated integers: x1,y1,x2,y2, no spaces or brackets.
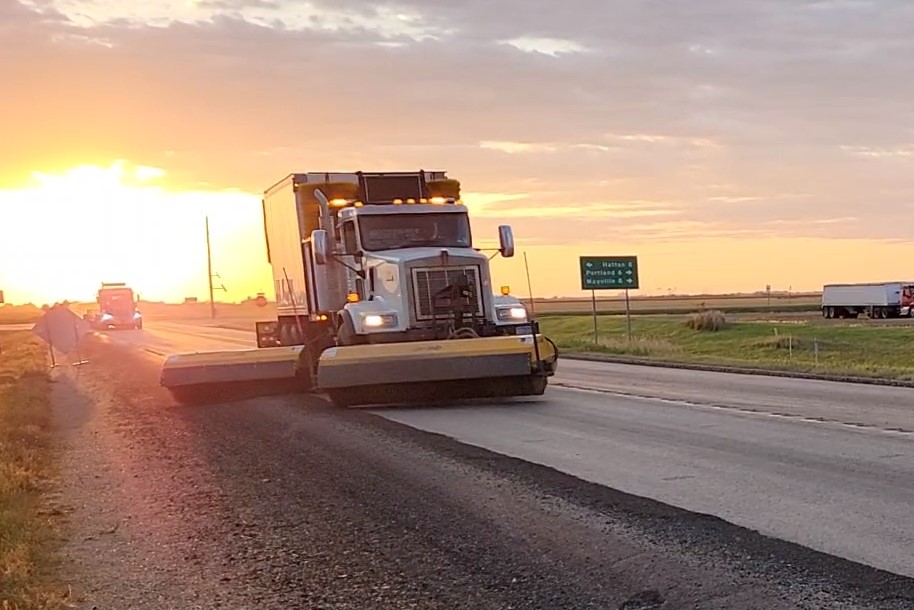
102,321,914,579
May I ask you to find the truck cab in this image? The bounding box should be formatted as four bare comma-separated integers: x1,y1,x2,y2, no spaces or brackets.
92,283,143,330
317,195,529,345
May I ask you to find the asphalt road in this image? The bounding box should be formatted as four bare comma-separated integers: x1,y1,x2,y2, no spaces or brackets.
101,321,914,581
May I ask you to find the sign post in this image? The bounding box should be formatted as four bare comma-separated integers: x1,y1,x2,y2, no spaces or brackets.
625,289,632,342
579,255,640,344
591,289,598,344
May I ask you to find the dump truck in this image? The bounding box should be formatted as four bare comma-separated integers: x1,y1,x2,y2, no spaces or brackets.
822,282,914,319
160,170,558,407
87,282,143,330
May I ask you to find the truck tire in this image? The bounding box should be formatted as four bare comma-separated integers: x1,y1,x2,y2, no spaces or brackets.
336,313,366,346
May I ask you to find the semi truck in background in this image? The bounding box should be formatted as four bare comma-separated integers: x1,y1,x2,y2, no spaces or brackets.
160,170,558,407
86,282,143,330
822,282,914,319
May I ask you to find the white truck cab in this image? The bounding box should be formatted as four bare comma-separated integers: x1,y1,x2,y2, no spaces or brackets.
311,188,530,343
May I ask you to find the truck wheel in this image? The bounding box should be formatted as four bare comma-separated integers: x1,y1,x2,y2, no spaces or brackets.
822,308,830,319
336,313,366,346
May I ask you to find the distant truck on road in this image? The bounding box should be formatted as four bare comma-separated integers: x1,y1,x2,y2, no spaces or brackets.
822,282,914,319
86,282,143,330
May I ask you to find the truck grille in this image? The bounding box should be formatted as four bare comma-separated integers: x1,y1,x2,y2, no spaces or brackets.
412,266,484,320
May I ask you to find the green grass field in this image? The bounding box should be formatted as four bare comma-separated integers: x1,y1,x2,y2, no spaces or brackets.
541,313,914,381
0,332,65,609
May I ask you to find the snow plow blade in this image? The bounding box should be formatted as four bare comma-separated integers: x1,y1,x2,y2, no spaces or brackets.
317,334,558,408
160,346,310,404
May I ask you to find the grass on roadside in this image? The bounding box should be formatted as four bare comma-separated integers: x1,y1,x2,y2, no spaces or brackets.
0,332,65,610
540,314,914,381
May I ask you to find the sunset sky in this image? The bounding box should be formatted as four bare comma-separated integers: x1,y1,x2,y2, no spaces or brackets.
2,0,913,305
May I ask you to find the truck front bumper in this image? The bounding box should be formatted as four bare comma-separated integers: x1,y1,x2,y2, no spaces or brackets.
316,333,557,391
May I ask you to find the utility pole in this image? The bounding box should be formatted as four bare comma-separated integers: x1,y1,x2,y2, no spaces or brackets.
206,216,216,319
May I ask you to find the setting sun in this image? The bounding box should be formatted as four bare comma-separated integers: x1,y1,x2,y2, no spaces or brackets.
0,161,272,305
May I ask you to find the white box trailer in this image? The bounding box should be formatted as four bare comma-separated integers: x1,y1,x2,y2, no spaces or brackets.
822,282,914,319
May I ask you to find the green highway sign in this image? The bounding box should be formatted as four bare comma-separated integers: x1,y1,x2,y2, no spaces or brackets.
580,256,639,290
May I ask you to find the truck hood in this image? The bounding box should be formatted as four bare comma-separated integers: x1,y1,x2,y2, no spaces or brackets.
364,247,487,265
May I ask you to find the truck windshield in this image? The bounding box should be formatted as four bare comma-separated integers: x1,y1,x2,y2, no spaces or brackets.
359,213,471,251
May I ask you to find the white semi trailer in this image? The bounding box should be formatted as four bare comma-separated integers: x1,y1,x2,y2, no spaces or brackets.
821,282,914,319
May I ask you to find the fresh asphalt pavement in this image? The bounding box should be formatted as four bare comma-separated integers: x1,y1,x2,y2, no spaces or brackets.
104,320,914,580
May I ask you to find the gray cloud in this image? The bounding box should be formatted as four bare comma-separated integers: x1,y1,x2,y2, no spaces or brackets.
3,0,914,245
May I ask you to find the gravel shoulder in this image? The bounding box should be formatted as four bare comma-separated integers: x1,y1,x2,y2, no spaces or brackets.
51,335,914,609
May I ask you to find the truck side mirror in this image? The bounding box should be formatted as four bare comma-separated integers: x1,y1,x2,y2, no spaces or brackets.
498,225,515,258
312,229,330,265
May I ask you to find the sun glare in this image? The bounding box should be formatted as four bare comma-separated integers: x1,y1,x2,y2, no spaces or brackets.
0,162,271,305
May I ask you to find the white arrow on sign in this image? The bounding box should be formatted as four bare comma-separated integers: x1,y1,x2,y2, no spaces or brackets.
586,262,593,268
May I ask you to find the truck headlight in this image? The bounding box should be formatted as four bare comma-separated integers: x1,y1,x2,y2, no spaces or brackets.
363,313,398,329
496,306,528,322
101,313,113,322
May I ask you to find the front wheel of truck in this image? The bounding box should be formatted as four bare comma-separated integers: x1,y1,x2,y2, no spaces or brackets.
336,312,366,346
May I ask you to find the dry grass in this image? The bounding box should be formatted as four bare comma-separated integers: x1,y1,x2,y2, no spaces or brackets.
685,310,728,332
0,306,44,326
0,332,67,610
